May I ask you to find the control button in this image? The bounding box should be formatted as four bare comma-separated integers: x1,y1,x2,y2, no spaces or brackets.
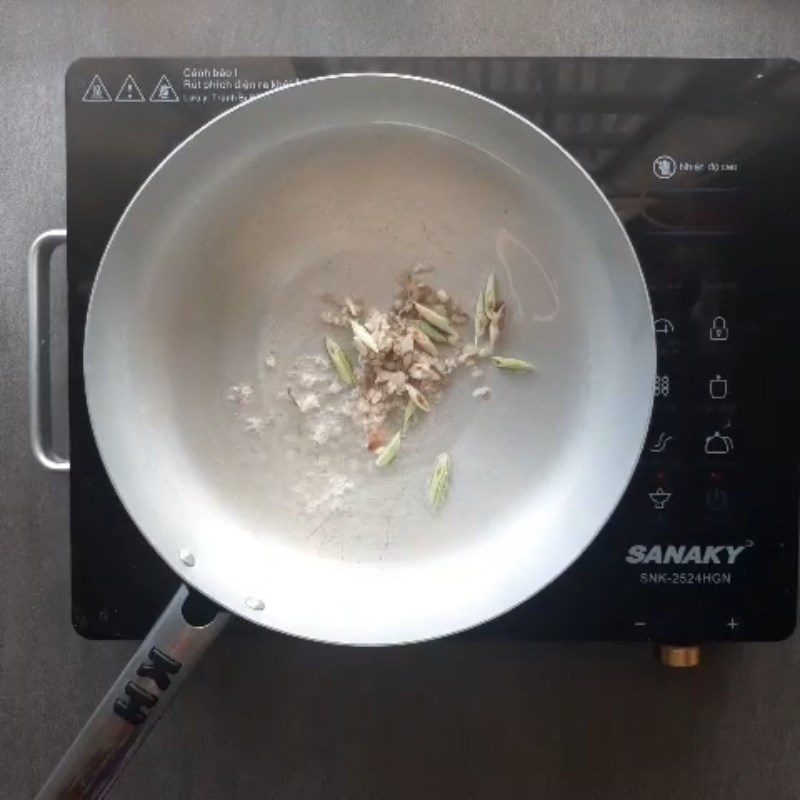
649,487,672,509
709,316,729,342
634,620,647,629
653,155,676,180
709,374,729,400
648,431,673,453
726,617,739,630
654,317,675,335
705,431,734,455
654,374,671,398
706,485,729,511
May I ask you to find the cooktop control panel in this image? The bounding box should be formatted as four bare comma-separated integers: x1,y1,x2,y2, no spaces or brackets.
66,57,799,641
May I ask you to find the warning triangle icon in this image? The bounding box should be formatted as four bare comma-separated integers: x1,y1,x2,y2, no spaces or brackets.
149,74,179,103
82,75,112,103
115,74,145,103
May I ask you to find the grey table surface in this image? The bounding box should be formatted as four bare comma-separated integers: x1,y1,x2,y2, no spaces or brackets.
2,1,799,798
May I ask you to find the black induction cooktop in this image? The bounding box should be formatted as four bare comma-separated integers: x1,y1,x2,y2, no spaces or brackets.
65,57,800,642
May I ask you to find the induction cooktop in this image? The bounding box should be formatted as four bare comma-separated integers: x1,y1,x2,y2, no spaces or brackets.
63,57,800,645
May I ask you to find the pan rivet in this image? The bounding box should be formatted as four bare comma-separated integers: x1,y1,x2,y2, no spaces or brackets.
178,548,196,567
245,596,265,611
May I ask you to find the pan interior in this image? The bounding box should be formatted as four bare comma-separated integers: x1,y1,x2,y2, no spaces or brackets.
85,76,653,644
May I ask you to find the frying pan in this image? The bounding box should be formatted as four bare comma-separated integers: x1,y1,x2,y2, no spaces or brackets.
32,74,654,798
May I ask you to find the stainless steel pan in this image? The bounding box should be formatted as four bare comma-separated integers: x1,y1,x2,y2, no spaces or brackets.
33,74,655,798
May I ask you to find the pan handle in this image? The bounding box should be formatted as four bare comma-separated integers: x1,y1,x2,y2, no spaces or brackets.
35,586,229,800
28,229,69,472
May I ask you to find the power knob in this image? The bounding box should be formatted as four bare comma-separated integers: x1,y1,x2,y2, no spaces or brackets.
657,645,701,668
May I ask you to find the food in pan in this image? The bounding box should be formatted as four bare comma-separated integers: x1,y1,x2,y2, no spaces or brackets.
317,267,535,507
229,266,535,511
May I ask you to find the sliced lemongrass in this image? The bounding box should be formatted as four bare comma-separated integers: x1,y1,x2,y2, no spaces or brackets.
416,321,450,345
428,453,451,508
406,384,431,412
491,356,535,372
474,289,488,345
412,325,441,354
484,272,497,315
349,319,379,353
324,336,357,387
402,399,416,433
414,302,455,335
376,430,402,467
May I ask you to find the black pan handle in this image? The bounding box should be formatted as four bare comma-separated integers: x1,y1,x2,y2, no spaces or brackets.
35,586,229,799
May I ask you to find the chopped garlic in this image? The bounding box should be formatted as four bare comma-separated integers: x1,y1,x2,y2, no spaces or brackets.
227,384,253,405
296,393,320,413
244,416,266,432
